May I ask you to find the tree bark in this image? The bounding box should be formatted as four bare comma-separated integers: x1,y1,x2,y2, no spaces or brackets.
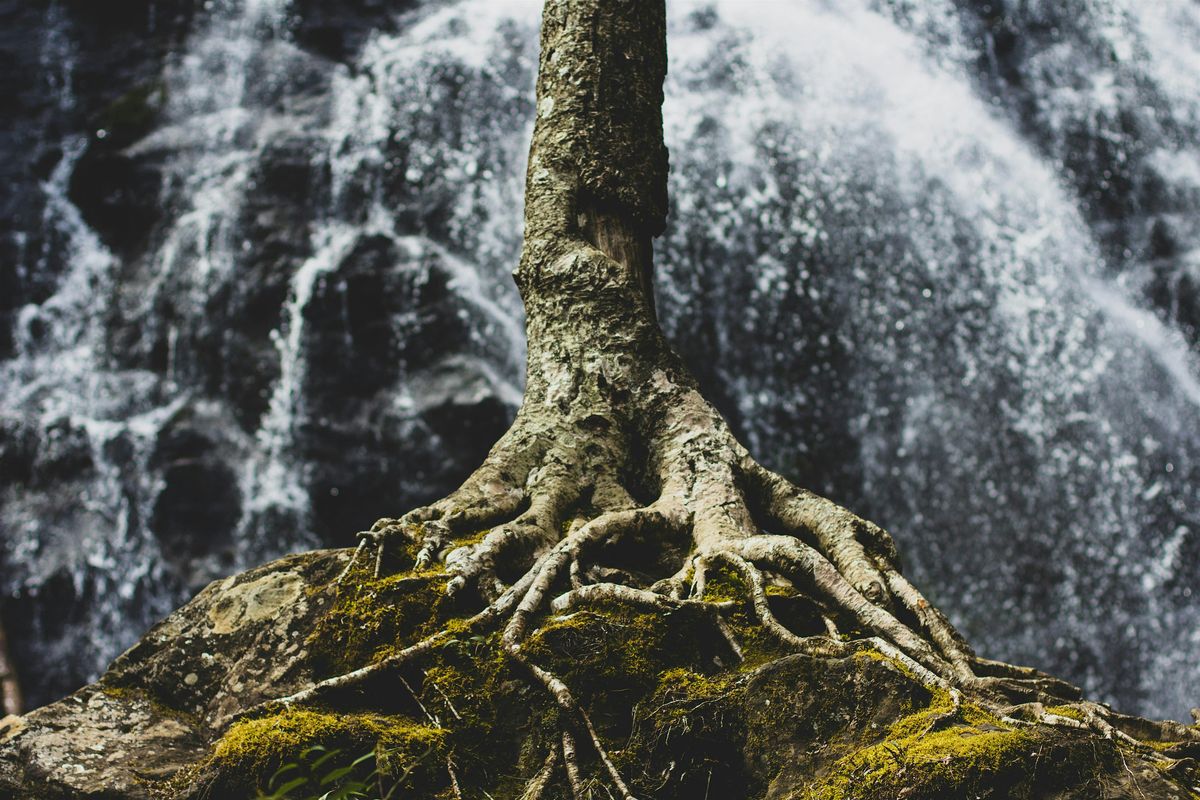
518,0,667,311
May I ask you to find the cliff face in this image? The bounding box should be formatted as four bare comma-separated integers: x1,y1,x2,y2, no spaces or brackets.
2,548,1197,799
2,0,1200,724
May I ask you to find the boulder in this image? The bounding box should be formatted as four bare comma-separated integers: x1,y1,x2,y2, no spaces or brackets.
1,548,1197,799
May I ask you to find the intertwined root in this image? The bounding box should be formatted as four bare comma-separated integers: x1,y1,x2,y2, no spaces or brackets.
268,424,1198,798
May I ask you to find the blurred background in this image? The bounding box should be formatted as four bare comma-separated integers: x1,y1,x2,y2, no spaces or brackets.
1,0,1198,721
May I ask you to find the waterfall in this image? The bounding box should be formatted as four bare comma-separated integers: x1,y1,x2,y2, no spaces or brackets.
2,0,1198,721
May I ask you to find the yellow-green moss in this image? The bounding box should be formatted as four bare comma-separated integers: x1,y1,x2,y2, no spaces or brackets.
799,687,1064,800
643,667,740,731
656,667,735,697
802,725,1040,800
307,571,458,675
852,648,918,682
1137,737,1186,752
418,632,517,740
522,595,753,754
524,603,671,695
883,688,999,740
452,529,490,548
1045,704,1086,722
699,563,791,668
700,563,749,604
213,708,446,792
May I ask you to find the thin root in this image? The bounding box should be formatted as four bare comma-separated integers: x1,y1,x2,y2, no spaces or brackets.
522,747,560,800
562,729,585,800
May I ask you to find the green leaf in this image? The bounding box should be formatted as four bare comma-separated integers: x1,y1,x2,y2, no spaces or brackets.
267,761,301,789
319,765,356,786
310,747,344,771
267,776,309,798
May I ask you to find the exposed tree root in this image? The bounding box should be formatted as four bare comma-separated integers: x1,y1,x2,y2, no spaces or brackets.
238,401,1200,796
560,728,585,800
522,747,559,800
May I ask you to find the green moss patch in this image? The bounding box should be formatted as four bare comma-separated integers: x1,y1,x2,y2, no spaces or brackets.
307,571,459,676
212,708,446,796
1044,704,1086,722
523,599,735,723
700,564,796,667
799,692,1112,800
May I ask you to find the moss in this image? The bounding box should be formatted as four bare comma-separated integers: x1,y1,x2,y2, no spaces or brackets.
451,529,490,548
1137,737,1186,752
417,632,526,748
212,708,446,794
306,570,459,676
1045,704,1086,722
798,689,1106,800
700,563,750,604
653,667,736,710
883,689,997,740
522,593,748,755
700,564,793,668
304,529,503,677
286,557,537,795
96,682,199,728
656,667,736,698
802,726,1038,799
184,621,536,799
616,663,756,797
852,648,918,682
524,603,674,701
639,667,740,736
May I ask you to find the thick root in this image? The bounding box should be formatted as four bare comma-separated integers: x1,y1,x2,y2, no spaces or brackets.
748,462,894,603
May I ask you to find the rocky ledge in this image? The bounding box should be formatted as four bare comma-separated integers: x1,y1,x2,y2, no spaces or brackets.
1,548,1197,799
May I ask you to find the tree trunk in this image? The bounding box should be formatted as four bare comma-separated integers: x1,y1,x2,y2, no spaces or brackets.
377,0,946,658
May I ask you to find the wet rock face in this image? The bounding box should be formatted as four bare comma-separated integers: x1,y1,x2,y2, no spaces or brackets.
287,0,410,61
298,234,512,537
148,412,243,592
945,0,1200,348
0,551,343,799
2,0,1200,724
0,0,528,709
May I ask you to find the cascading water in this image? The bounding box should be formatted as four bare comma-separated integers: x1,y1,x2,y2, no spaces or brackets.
657,0,1200,722
1,0,1197,721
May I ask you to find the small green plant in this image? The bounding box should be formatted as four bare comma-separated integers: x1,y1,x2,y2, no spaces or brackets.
256,746,408,800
